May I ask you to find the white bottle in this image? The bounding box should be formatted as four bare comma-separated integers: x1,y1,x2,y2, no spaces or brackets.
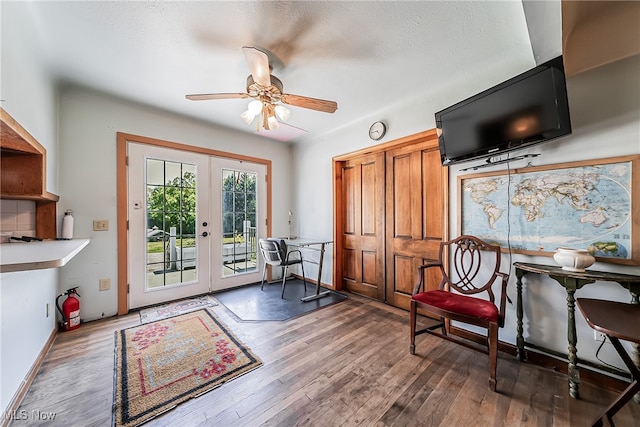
62,210,74,240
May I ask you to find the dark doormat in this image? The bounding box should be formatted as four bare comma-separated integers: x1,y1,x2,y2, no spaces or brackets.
214,279,348,321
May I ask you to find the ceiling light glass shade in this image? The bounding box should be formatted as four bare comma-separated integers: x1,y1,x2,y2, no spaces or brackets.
240,109,256,125
240,100,263,125
248,100,262,114
267,115,280,130
274,105,290,121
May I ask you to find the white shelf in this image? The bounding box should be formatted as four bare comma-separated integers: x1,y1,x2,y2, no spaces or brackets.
0,239,90,273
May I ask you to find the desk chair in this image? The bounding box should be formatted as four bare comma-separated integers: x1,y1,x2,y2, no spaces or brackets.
258,238,307,298
576,298,640,427
410,235,510,391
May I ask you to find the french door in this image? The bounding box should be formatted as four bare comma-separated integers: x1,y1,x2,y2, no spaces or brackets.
128,143,211,309
210,156,265,291
127,144,266,309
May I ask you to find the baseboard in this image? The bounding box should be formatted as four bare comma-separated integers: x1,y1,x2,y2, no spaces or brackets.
449,326,629,393
1,327,57,427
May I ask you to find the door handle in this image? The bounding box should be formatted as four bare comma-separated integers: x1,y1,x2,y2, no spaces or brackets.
200,231,209,237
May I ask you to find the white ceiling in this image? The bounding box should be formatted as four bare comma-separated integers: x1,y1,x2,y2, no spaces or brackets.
12,1,557,143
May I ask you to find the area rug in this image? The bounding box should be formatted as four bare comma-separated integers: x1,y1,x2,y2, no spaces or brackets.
113,309,261,427
138,295,218,324
214,279,348,321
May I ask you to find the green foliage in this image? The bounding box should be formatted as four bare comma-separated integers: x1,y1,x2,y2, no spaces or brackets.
147,171,196,235
146,168,257,239
222,170,257,236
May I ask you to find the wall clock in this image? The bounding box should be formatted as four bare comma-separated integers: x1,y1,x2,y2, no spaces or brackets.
369,121,387,141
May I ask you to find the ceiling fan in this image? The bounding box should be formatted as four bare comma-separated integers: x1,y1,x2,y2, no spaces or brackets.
186,46,338,131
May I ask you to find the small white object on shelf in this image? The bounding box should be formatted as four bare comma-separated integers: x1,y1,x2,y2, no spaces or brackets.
553,247,595,272
62,209,74,239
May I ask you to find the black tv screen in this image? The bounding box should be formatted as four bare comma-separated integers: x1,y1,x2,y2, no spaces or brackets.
435,56,571,166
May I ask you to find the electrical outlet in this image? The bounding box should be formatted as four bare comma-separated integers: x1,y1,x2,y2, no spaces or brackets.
99,278,111,291
594,330,607,342
93,220,109,231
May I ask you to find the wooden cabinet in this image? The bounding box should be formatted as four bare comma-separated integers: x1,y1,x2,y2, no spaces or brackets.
1,108,59,239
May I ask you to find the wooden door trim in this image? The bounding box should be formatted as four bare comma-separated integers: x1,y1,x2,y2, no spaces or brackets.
333,129,438,162
116,132,272,315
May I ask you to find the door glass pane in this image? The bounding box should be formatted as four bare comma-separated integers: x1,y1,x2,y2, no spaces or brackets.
221,168,258,276
146,159,198,289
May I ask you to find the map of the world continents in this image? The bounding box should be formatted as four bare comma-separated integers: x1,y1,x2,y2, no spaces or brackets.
461,159,633,260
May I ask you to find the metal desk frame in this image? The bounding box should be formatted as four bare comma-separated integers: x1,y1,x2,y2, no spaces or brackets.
514,262,640,401
284,239,333,302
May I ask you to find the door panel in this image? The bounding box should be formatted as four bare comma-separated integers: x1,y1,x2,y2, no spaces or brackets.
128,143,211,309
210,157,266,291
340,152,385,300
385,137,447,309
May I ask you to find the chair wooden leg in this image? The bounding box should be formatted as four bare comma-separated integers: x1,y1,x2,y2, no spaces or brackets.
488,322,498,392
440,317,447,336
410,300,417,355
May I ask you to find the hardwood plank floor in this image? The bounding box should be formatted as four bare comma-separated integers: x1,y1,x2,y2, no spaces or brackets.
11,293,640,426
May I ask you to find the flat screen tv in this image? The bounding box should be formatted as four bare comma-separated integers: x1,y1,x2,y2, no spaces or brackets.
435,56,571,166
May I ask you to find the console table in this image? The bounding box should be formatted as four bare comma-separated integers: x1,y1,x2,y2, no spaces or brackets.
514,262,640,400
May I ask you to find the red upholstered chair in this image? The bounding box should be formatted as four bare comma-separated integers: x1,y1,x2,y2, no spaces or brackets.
410,235,510,391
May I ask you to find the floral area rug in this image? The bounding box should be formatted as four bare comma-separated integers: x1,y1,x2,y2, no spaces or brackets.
113,309,262,427
138,295,218,324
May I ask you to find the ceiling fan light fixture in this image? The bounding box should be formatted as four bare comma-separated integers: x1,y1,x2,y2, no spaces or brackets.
267,114,280,130
240,100,263,125
248,99,262,114
274,105,290,121
240,109,256,125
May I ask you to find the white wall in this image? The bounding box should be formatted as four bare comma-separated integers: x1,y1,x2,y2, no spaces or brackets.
0,2,59,413
57,86,292,321
293,54,640,370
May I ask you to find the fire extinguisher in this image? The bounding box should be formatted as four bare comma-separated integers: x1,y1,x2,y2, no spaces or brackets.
56,287,81,331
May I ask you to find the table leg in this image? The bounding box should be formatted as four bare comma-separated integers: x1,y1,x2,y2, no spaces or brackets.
515,268,526,362
567,287,580,399
592,336,640,426
300,243,331,302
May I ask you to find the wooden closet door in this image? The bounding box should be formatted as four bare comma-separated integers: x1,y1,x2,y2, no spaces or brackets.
339,152,385,300
385,136,447,309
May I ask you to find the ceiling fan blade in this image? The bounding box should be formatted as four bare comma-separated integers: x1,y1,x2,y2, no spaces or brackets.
281,94,338,113
185,93,250,101
242,46,271,87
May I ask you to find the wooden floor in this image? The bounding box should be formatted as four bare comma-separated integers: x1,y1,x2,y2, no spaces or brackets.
13,293,640,426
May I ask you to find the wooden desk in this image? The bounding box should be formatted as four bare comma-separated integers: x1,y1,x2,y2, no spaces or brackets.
577,298,640,427
514,262,640,400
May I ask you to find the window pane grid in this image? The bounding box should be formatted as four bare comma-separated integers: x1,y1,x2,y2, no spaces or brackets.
146,159,198,289
222,169,258,276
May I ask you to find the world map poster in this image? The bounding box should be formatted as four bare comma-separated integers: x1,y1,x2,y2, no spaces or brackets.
459,155,639,264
